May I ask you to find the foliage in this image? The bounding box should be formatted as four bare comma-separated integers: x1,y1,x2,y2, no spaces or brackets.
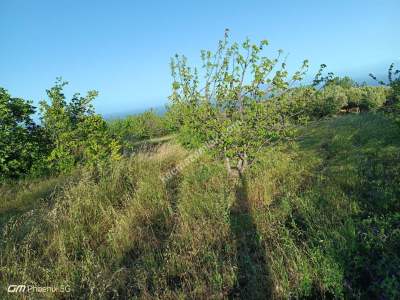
370,62,400,102
370,62,400,126
314,85,387,113
259,83,388,124
169,29,309,174
40,78,121,174
108,109,172,150
325,75,358,89
0,88,48,180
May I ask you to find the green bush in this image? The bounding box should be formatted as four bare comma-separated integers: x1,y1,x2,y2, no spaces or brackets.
311,85,348,118
40,79,121,174
0,88,48,180
305,85,388,119
108,110,173,148
358,86,388,111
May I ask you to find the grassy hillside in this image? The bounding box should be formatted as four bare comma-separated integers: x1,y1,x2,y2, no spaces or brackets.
1,112,399,299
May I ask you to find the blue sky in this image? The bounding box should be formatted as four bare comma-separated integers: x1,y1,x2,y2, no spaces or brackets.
1,0,398,116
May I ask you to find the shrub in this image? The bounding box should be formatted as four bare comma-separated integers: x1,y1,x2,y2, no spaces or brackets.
0,88,48,180
108,110,173,147
370,62,400,126
358,86,387,111
310,85,347,118
40,79,121,174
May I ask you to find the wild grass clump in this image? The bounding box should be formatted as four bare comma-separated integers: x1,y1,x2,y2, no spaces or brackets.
159,156,237,298
0,143,187,299
244,113,400,298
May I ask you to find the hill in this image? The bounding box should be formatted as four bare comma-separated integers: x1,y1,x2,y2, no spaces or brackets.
1,112,399,299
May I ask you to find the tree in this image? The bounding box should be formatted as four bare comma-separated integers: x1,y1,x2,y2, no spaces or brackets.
40,78,121,173
0,88,47,179
169,30,309,175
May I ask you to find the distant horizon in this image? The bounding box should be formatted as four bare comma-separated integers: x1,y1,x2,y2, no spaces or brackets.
26,65,400,121
101,69,390,120
28,66,392,122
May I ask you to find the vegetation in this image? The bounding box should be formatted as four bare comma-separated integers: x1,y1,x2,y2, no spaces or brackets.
1,113,399,299
0,79,121,180
370,62,400,125
108,109,174,153
0,34,399,299
0,88,47,180
169,29,310,175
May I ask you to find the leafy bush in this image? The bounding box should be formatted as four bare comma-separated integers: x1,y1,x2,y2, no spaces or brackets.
325,75,358,89
311,85,348,117
358,86,388,111
40,79,121,174
0,88,48,180
253,84,387,124
108,110,173,150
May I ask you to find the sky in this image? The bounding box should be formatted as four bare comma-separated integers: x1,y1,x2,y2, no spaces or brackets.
1,0,399,117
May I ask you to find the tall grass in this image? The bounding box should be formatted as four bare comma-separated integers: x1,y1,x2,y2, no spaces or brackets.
1,113,399,299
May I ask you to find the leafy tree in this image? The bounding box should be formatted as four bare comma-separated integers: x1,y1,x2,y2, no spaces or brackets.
169,30,309,175
0,88,47,179
40,78,121,173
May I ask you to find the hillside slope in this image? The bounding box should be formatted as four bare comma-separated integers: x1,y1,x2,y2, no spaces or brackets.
0,113,399,299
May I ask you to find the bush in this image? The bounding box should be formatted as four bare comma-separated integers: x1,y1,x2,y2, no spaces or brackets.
40,79,121,174
303,85,388,119
274,82,388,122
108,110,173,146
0,88,48,180
370,62,400,126
358,86,388,111
310,85,348,118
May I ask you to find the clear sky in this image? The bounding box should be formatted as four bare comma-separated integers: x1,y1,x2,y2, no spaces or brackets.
1,0,398,116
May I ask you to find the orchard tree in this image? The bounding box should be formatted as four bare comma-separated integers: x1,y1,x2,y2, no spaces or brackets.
169,29,309,175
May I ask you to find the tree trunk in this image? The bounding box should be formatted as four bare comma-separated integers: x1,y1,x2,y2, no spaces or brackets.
237,152,248,177
225,156,232,176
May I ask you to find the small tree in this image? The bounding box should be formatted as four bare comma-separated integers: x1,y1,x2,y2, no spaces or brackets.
169,30,309,175
40,78,121,173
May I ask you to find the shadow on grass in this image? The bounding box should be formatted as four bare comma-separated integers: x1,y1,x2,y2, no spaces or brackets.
0,177,66,231
229,175,271,299
117,171,183,298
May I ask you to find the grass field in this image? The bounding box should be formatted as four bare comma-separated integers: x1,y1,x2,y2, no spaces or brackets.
1,112,399,299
